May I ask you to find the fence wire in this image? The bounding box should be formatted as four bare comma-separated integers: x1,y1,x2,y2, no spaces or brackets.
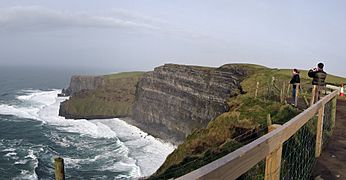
237,160,265,180
322,99,333,149
149,128,268,180
280,116,317,180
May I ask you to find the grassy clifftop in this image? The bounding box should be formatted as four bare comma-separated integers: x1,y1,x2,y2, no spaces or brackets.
59,72,144,119
149,64,346,179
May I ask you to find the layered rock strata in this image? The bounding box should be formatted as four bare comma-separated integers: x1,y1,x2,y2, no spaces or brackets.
131,64,247,143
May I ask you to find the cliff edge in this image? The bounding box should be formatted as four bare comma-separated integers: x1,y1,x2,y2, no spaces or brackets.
59,72,144,119
131,64,248,143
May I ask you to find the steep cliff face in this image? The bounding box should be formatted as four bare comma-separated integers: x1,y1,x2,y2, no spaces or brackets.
59,72,144,119
131,64,248,143
63,75,105,96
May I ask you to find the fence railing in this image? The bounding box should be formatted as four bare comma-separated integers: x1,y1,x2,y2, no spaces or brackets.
177,90,338,180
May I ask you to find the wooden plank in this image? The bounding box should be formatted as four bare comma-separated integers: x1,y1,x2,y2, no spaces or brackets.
177,90,338,180
265,124,283,180
315,105,325,158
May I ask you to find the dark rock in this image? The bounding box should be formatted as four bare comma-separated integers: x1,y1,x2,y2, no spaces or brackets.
131,64,248,143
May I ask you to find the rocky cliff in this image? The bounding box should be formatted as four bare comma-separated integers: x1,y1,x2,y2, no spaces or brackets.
62,75,105,96
131,64,248,143
59,72,144,119
59,64,249,143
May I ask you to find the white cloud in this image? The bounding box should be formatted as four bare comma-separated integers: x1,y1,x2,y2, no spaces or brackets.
110,8,168,25
0,6,160,31
0,6,211,41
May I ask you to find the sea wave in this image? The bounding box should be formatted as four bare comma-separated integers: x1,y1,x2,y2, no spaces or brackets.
0,89,175,178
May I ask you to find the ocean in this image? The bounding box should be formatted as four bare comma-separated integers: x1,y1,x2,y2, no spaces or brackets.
0,67,174,179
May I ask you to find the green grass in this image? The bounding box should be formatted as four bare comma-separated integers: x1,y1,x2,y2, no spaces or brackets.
151,96,300,179
105,71,144,80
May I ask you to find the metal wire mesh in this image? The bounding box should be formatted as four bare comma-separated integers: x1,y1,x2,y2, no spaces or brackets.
237,160,265,180
280,116,317,180
149,128,268,180
322,99,333,149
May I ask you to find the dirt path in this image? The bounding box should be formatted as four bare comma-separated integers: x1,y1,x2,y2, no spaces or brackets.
312,98,346,180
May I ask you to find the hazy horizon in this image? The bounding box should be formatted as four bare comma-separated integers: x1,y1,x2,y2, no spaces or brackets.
1,0,346,77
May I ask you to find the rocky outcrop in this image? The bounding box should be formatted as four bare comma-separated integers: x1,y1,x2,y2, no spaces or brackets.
131,64,248,143
63,75,105,96
58,72,144,119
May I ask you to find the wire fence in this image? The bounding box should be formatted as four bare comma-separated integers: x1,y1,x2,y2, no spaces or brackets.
235,89,337,180
171,76,337,180
149,127,269,180
322,99,333,149
280,116,317,180
238,160,265,180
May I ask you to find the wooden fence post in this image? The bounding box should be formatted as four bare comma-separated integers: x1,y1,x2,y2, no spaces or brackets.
265,124,283,180
315,105,325,158
287,84,291,97
55,157,65,180
331,97,337,130
280,82,285,104
255,81,259,99
310,85,317,106
294,84,300,107
267,114,272,126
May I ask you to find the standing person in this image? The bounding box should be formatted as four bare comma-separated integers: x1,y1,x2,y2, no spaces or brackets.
308,62,327,103
290,69,300,105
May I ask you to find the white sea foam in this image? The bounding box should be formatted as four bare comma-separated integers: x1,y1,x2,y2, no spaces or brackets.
12,149,39,180
13,170,38,180
2,148,16,152
14,160,29,165
0,104,39,120
0,89,176,178
4,152,17,157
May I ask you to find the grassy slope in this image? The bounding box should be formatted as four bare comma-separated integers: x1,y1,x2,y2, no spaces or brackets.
150,65,346,179
61,72,144,118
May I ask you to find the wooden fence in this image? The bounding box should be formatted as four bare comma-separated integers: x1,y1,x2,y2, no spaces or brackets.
177,90,338,180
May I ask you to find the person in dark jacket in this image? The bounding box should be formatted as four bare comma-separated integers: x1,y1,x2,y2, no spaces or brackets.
308,63,327,102
290,69,300,103
308,63,327,86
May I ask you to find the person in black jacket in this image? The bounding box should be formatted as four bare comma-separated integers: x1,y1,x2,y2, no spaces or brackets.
308,63,327,86
290,69,300,103
308,63,327,102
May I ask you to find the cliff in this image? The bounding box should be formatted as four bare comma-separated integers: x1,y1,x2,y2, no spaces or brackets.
59,72,144,119
59,64,249,143
131,64,248,143
62,75,105,96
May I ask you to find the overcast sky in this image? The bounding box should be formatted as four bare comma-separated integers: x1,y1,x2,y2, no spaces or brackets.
0,0,345,76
